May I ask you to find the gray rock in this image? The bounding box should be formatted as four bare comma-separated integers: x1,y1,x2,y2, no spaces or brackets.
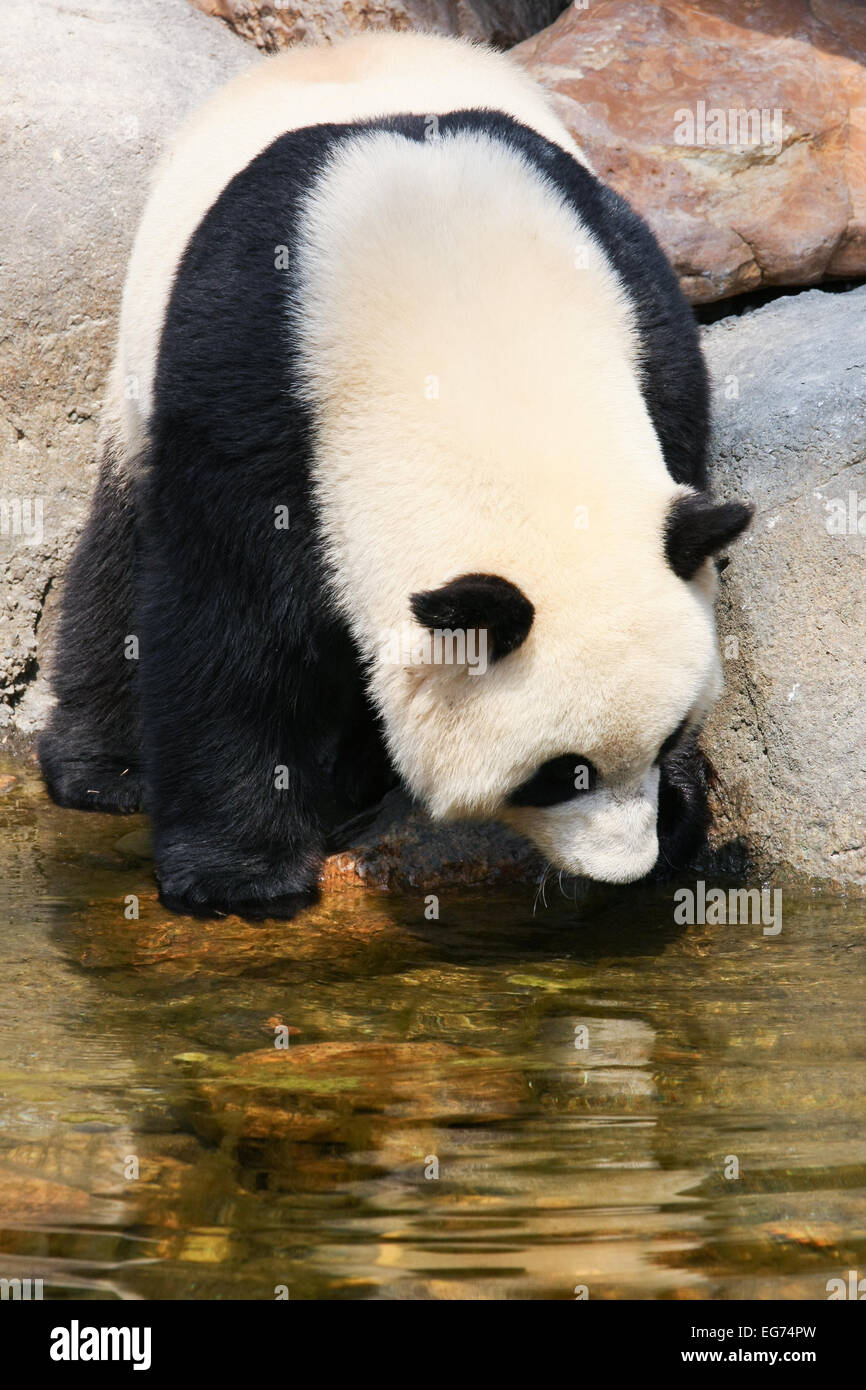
189,0,567,51
702,286,866,891
0,0,255,731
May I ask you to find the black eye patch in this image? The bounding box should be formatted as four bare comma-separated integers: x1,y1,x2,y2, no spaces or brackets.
654,717,690,765
508,754,598,808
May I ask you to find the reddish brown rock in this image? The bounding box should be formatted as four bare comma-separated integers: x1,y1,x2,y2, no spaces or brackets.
513,0,866,302
0,1168,93,1221
186,1041,529,1148
189,0,565,51
323,792,540,892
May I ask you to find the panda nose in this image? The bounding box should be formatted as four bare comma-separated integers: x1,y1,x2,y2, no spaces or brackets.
563,776,660,883
570,817,658,882
579,831,659,884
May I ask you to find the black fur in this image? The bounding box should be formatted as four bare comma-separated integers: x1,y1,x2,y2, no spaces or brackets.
656,734,714,876
39,453,143,813
135,120,397,918
411,573,534,663
665,492,754,580
509,754,599,807
41,109,729,915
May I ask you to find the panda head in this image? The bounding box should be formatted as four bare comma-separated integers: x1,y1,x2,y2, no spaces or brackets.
387,488,752,885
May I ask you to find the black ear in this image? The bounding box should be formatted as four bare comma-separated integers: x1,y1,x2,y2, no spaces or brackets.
665,492,753,580
410,573,534,663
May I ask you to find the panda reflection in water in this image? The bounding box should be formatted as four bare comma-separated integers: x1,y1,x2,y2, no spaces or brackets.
39,33,752,920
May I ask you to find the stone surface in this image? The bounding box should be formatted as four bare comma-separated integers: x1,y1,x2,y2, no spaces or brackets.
323,790,541,892
0,0,255,728
514,0,866,303
701,285,866,890
188,0,566,52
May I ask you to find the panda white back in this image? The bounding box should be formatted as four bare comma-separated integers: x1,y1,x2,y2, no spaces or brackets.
108,32,588,460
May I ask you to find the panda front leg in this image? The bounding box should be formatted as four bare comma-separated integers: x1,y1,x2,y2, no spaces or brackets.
142,668,327,922
137,529,331,922
153,778,324,924
39,448,144,813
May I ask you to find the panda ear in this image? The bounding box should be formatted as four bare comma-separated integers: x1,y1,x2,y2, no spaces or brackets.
410,573,534,663
665,492,753,580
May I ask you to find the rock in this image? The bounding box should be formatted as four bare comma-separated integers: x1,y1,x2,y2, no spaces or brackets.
187,1041,529,1147
324,790,541,891
0,1167,93,1220
0,0,256,730
513,0,866,303
188,0,566,52
702,285,866,891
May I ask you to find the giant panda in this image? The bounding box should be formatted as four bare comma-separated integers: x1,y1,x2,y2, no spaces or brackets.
39,32,752,920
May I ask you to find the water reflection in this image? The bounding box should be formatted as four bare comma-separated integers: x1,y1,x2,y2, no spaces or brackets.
0,757,864,1299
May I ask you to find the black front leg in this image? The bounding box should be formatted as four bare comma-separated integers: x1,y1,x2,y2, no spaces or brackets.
149,695,326,922
137,469,352,922
39,449,143,813
143,650,327,921
141,607,329,921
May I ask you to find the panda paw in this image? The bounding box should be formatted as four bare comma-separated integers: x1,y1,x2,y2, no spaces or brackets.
40,753,144,814
158,884,319,922
155,851,321,923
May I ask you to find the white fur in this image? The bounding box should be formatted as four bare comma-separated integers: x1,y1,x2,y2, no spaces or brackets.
502,769,663,884
292,128,722,880
105,32,588,461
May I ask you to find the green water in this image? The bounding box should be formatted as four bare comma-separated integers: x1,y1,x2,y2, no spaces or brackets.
0,755,864,1300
